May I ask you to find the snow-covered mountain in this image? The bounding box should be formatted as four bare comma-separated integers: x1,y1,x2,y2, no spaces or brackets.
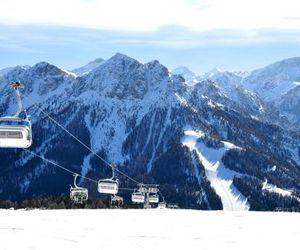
241,57,300,102
0,66,16,77
172,67,268,121
0,54,300,211
238,57,300,128
71,58,105,77
172,66,197,85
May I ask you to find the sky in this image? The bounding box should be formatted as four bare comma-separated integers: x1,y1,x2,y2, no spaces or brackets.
0,0,300,74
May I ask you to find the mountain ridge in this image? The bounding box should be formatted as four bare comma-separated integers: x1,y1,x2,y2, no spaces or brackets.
0,53,300,211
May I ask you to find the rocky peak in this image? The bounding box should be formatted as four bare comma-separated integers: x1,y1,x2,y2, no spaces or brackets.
172,66,197,85
241,57,300,102
31,62,68,77
71,58,105,76
75,55,173,100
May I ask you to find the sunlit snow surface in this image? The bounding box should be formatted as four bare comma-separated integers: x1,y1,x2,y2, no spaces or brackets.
1,209,300,250
182,130,249,211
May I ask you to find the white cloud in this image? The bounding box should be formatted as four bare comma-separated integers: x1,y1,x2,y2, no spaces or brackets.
0,0,299,31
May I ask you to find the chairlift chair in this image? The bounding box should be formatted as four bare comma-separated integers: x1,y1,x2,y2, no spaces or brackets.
111,195,123,208
149,194,159,203
98,179,119,194
158,202,166,209
148,187,159,193
70,174,88,204
138,186,147,193
0,82,32,148
131,190,145,203
98,164,119,195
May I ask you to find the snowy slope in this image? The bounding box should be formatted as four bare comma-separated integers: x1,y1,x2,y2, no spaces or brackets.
1,209,300,250
182,130,249,211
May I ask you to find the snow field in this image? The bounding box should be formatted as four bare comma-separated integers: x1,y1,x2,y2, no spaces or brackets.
0,209,299,250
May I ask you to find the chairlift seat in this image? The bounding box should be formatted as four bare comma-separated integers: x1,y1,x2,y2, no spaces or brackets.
111,195,123,202
98,179,119,195
70,187,88,204
139,187,147,193
131,192,145,203
0,125,32,148
148,187,159,193
158,202,166,209
149,194,159,203
0,82,33,149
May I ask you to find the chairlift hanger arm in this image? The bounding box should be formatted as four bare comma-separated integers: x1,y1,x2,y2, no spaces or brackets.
73,174,79,188
10,82,24,118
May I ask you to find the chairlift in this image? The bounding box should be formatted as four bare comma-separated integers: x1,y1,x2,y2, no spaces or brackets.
158,202,166,209
111,195,123,208
98,164,119,195
70,174,88,204
149,187,159,193
167,203,179,209
149,194,159,203
131,190,145,203
0,82,32,148
138,186,147,193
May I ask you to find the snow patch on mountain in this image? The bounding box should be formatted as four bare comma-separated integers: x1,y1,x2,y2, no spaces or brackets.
80,154,93,180
222,141,243,150
262,179,293,197
181,130,249,211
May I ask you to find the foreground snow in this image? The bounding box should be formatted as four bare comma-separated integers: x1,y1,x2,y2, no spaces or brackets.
0,209,299,250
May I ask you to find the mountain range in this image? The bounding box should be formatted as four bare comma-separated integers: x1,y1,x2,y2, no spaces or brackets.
0,53,300,211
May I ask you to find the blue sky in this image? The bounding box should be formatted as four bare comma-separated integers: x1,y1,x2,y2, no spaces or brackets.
0,0,300,74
